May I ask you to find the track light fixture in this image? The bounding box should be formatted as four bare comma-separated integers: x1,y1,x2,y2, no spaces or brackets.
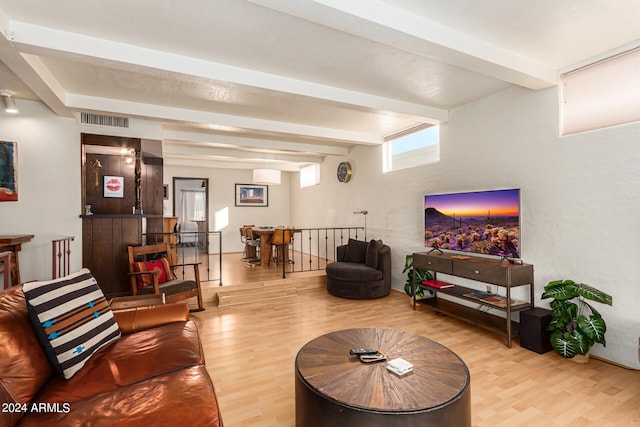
1,92,18,114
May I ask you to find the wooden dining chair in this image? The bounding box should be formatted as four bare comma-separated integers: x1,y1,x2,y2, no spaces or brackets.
271,228,293,265
127,242,204,311
243,226,261,264
239,227,248,255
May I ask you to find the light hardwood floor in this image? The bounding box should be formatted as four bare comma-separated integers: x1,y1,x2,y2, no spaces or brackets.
190,271,640,427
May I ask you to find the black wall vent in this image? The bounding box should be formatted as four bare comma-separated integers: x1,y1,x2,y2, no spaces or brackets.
79,112,130,128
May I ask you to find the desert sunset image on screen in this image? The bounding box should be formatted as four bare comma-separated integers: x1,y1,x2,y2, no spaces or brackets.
424,189,520,258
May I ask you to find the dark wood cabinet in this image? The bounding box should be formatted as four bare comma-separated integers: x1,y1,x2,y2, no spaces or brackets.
82,216,142,297
412,252,534,347
81,134,164,297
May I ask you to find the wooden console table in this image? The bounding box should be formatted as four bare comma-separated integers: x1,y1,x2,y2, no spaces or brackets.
0,234,34,287
413,252,534,347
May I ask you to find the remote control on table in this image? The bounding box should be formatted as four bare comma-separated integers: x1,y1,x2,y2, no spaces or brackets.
349,348,378,355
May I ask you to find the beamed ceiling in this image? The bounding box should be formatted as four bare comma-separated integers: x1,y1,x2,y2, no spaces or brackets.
1,0,640,170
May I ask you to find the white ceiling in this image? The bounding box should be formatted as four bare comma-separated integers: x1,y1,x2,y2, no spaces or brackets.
1,0,640,171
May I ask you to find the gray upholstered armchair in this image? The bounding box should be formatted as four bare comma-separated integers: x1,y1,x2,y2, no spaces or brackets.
326,238,391,299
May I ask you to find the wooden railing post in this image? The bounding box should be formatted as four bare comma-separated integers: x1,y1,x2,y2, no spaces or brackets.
52,236,75,279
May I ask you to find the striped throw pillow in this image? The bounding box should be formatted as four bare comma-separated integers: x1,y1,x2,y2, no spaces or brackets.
132,257,175,289
23,268,121,379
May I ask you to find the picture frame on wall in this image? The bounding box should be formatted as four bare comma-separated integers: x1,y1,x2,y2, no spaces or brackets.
104,175,124,198
0,141,18,202
235,184,268,207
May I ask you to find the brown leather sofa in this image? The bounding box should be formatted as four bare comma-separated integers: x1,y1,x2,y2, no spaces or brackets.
0,285,222,427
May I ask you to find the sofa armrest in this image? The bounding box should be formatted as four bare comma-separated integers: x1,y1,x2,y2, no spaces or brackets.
336,244,347,262
113,303,190,335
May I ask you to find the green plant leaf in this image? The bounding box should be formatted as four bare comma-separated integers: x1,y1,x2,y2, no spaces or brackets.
544,279,571,291
404,282,413,297
414,269,423,282
570,328,593,355
541,281,580,301
402,254,413,273
548,300,577,327
550,331,579,358
415,268,432,283
547,317,569,333
577,314,607,345
573,283,613,306
580,299,601,318
566,302,578,320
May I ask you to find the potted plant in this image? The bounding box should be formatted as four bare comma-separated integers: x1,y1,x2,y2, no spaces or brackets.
541,279,613,360
402,254,433,298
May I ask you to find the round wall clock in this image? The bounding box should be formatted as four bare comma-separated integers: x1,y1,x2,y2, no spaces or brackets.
337,161,352,183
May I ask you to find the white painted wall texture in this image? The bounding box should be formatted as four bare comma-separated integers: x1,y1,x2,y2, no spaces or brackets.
0,100,82,281
291,86,640,369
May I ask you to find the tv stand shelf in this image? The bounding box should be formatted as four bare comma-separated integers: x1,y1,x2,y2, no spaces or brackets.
412,252,534,347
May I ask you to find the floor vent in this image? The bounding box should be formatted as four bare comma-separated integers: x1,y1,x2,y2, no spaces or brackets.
78,112,130,128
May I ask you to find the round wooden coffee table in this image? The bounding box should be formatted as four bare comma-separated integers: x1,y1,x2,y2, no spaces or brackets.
295,328,471,427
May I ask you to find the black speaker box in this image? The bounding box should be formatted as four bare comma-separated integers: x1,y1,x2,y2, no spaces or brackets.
519,308,553,354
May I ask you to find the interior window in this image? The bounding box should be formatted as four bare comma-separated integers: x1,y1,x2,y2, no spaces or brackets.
383,124,439,172
300,163,320,188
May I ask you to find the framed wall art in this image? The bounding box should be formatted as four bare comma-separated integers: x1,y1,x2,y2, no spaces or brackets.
104,176,124,198
0,141,18,202
235,184,268,207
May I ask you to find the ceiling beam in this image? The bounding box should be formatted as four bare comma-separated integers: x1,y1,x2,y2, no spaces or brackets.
163,141,324,165
250,0,558,90
66,93,383,145
0,23,71,116
7,19,448,123
163,155,305,172
163,130,350,157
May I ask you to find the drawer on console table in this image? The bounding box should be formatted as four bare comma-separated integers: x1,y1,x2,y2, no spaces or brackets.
453,260,533,286
414,254,453,274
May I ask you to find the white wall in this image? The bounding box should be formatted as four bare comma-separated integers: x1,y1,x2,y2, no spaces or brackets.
0,100,82,281
163,164,291,253
291,86,640,369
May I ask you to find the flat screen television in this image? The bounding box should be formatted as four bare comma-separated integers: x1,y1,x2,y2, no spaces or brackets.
424,188,521,259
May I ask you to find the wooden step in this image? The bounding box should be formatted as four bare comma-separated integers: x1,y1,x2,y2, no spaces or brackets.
217,284,297,306
214,273,326,306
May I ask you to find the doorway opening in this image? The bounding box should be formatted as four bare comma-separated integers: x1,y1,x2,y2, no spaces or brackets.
173,177,209,253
